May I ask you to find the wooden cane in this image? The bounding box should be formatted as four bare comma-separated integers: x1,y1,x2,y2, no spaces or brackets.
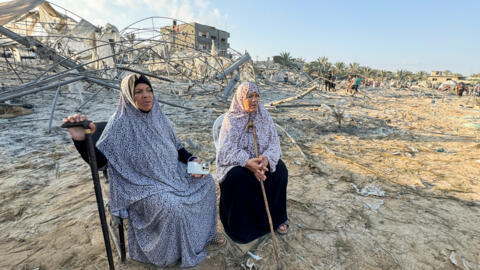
245,119,281,270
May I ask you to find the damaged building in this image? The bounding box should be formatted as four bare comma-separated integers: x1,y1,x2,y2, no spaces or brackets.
161,22,230,57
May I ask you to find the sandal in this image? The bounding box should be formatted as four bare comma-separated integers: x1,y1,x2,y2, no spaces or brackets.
208,232,227,247
277,221,289,235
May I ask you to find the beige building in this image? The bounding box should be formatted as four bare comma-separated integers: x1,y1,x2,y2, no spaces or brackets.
161,22,230,57
427,71,464,83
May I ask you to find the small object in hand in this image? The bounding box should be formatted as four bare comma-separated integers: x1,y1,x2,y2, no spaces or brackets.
187,161,210,175
61,120,92,129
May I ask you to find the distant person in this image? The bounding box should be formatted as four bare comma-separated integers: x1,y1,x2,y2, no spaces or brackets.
283,73,288,84
331,72,337,91
325,71,332,91
325,71,335,92
354,75,361,93
457,82,465,96
261,71,266,80
346,75,353,94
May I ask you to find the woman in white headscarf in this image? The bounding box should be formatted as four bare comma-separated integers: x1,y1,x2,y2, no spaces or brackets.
63,74,225,267
216,82,288,244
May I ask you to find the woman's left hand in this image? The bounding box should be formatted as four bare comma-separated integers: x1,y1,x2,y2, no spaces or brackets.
259,155,269,173
190,158,206,179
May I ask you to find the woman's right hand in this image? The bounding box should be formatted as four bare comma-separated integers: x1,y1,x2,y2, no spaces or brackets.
62,114,96,141
246,157,266,181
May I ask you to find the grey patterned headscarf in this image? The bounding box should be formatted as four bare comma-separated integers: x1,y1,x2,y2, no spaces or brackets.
97,74,187,216
216,82,281,183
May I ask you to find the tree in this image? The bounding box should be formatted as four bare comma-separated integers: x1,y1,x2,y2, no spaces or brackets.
333,62,347,77
359,66,373,80
349,62,360,74
394,69,413,82
377,70,388,81
303,56,331,78
316,57,331,77
414,71,427,81
444,70,453,75
273,52,293,68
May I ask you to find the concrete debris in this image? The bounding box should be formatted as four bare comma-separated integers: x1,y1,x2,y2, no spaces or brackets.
247,251,262,261
359,197,384,213
351,183,386,197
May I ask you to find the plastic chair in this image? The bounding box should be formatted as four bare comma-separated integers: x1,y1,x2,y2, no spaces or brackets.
212,113,226,150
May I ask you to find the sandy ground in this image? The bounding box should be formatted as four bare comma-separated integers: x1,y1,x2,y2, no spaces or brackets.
1,81,480,270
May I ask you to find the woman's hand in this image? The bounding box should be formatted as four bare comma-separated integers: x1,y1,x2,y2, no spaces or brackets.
259,155,269,173
62,114,96,141
246,157,266,181
190,158,206,179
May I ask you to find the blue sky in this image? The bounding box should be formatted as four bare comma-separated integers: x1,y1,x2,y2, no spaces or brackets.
30,0,480,75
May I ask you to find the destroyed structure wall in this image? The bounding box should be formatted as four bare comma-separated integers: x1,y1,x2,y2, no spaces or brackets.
161,22,230,57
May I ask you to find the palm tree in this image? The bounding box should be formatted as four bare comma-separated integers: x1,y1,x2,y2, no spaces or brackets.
377,70,388,82
444,70,453,75
359,66,373,80
414,71,427,81
303,61,319,77
273,52,293,68
386,71,394,80
394,69,413,83
304,57,331,78
349,62,360,75
405,71,414,81
314,56,330,77
371,69,379,79
334,62,346,77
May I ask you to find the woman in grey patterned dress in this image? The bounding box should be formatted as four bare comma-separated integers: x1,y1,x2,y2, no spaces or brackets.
63,74,224,267
216,82,288,244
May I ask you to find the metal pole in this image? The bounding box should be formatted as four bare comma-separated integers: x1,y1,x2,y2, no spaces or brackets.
222,74,239,102
0,76,84,103
119,219,126,262
3,48,24,83
0,26,82,71
75,87,103,112
216,52,251,80
84,129,115,270
47,86,61,134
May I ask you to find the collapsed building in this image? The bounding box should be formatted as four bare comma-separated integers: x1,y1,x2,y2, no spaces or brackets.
0,0,270,114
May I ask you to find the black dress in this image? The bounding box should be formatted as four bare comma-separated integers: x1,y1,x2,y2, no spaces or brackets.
219,159,288,244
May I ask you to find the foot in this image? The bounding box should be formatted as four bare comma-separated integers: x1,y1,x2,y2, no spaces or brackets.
277,222,289,235
209,232,227,247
